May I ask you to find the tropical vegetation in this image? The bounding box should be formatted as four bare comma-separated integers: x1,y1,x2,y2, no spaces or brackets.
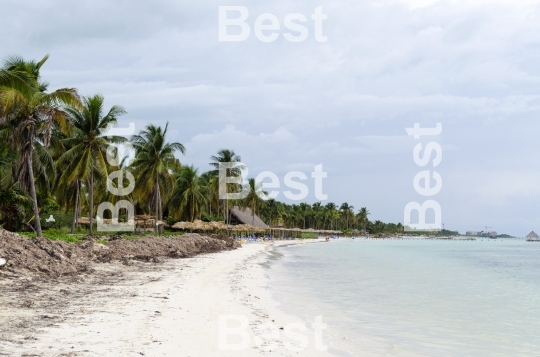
0,54,405,239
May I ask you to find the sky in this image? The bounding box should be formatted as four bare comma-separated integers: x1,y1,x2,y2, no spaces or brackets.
2,0,540,236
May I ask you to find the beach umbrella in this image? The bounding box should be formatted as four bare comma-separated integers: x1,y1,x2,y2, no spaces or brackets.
156,220,167,227
219,222,228,230
134,215,154,228
191,220,206,231
201,222,214,231
232,224,245,232
77,217,91,225
135,214,155,220
172,221,191,230
208,221,227,231
253,226,266,233
233,224,253,232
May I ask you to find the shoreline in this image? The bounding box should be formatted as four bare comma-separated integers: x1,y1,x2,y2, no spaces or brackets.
0,238,335,356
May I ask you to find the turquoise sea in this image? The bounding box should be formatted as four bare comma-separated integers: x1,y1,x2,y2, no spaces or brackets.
267,239,540,357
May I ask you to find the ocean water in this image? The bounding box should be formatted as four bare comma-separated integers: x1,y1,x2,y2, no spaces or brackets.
267,239,540,357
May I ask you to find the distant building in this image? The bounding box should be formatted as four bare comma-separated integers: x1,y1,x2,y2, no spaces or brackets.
466,231,497,237
527,231,540,241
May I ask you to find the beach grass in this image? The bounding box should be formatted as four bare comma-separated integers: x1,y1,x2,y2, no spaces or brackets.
17,228,185,243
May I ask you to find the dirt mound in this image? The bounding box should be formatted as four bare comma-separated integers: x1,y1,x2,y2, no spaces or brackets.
0,228,240,277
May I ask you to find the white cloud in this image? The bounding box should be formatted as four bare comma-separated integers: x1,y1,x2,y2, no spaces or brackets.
397,0,540,9
2,0,540,234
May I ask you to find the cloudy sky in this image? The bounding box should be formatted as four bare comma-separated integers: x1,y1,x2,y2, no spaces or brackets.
2,0,540,236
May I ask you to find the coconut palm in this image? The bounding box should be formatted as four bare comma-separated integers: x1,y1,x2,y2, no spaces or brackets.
0,55,80,237
58,95,126,235
340,202,354,230
311,202,323,229
0,144,30,231
357,207,370,230
170,165,208,223
262,198,279,227
323,202,337,229
298,202,311,229
130,123,184,234
209,149,243,227
0,67,33,97
240,178,267,225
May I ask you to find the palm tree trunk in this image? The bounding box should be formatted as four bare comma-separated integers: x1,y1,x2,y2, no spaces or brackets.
26,153,43,238
89,171,94,235
225,198,230,236
155,174,159,234
71,180,80,234
157,183,163,235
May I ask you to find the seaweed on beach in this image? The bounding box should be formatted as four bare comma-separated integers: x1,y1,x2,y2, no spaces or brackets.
0,227,240,278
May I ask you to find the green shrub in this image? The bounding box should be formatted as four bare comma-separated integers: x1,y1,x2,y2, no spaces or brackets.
40,210,73,230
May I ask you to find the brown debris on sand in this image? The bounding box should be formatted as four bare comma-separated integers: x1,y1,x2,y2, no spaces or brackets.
0,227,240,277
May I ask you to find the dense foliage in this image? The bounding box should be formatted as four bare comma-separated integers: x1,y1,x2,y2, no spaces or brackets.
0,55,403,237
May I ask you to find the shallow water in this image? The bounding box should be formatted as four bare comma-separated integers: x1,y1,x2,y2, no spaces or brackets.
267,239,540,357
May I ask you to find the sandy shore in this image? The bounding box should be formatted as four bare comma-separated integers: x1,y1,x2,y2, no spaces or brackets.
0,239,335,356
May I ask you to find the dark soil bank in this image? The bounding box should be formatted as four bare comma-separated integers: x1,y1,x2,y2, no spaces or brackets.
0,228,240,277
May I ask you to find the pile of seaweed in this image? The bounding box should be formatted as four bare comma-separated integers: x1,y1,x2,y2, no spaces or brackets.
0,228,240,277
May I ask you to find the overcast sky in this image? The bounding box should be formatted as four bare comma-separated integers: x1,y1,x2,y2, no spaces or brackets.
2,0,540,236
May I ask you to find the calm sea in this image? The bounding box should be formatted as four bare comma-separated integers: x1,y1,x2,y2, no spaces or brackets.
267,239,540,357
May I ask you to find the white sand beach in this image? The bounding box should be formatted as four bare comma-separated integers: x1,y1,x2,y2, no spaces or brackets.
0,240,334,357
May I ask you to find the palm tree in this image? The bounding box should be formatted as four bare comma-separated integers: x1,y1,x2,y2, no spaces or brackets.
311,202,323,229
323,202,337,229
0,183,30,232
131,123,184,234
0,55,80,237
170,165,207,223
332,210,341,230
0,145,30,231
200,171,219,218
357,207,370,230
263,198,279,227
0,67,33,96
209,149,242,229
298,202,311,229
340,202,354,230
373,220,385,234
276,202,288,227
240,178,267,225
58,95,126,235
50,128,79,233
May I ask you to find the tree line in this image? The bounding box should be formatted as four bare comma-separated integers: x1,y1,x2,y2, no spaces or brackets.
0,54,403,237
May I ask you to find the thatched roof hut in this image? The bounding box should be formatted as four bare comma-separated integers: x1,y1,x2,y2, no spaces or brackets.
527,231,539,241
228,206,269,228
